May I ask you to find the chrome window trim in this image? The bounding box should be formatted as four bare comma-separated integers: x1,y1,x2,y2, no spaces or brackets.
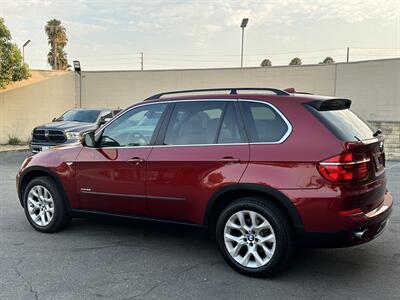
238,99,293,144
94,98,292,149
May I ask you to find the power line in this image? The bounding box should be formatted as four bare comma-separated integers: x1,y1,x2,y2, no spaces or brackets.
24,47,400,69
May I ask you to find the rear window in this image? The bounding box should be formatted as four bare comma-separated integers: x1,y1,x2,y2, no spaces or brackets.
308,107,375,141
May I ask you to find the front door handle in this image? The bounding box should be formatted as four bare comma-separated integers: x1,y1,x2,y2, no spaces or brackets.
127,157,145,165
217,157,241,164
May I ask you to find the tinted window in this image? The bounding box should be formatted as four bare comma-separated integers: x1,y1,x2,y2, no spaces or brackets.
100,104,166,147
217,104,245,144
240,101,289,143
309,108,375,141
58,109,101,123
164,102,225,145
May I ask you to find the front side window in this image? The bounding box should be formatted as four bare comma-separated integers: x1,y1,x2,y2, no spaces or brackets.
100,104,167,147
164,101,226,145
240,101,289,143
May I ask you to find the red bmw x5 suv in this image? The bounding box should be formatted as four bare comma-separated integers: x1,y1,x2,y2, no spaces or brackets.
17,88,393,277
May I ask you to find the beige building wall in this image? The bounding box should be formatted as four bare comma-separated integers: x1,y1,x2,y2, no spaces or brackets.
0,58,399,145
335,59,400,122
81,64,336,109
0,71,75,144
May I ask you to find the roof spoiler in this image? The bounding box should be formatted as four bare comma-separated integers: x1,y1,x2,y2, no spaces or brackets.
306,98,352,111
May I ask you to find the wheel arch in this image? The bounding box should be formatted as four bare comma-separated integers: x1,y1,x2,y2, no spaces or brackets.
204,183,304,235
18,166,70,210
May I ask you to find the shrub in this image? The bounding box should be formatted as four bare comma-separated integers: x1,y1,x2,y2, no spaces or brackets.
8,135,22,145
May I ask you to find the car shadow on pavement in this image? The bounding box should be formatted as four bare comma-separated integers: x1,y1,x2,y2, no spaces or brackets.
64,216,373,280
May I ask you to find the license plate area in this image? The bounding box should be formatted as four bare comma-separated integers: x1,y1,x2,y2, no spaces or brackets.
372,142,385,175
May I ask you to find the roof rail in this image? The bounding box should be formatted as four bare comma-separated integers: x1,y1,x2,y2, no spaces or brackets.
145,87,290,100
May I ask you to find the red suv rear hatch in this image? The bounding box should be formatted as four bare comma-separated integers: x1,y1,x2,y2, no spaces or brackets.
305,98,387,214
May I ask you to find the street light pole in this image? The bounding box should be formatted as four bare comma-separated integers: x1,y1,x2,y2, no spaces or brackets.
73,61,82,108
22,40,31,63
140,52,144,71
240,18,249,68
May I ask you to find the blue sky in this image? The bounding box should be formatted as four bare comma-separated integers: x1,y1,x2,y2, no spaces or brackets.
2,0,400,70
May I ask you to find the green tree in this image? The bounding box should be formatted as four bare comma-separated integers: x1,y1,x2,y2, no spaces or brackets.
0,18,30,88
260,59,272,67
45,19,69,70
320,56,335,64
289,57,302,65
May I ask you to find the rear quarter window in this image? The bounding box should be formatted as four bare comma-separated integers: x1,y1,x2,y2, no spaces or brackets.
240,101,290,143
307,107,375,141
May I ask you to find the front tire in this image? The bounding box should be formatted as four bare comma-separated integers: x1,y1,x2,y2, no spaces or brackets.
23,176,70,233
215,197,294,277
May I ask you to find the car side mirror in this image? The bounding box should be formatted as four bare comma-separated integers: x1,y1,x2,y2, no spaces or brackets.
82,131,96,148
52,117,57,122
99,116,111,126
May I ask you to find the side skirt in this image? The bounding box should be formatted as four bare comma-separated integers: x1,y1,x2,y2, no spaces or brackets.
69,209,207,229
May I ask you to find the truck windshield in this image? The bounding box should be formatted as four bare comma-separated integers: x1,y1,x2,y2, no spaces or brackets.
57,110,102,123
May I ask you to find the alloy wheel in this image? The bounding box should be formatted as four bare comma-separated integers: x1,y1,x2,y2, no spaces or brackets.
27,185,55,227
223,210,276,268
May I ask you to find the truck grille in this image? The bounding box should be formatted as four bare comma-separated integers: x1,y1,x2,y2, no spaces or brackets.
32,129,66,143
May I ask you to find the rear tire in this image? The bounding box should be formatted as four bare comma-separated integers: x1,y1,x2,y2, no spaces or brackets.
215,197,294,277
23,176,70,233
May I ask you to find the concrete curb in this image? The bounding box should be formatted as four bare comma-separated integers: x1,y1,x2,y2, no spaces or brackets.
0,147,29,153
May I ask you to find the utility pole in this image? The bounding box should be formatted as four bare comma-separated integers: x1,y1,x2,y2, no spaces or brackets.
140,52,144,71
346,47,350,63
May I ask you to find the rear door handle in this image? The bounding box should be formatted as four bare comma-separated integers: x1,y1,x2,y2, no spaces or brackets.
217,157,241,164
127,157,145,165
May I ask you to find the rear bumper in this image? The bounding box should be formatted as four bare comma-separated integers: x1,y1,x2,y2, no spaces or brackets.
299,191,393,247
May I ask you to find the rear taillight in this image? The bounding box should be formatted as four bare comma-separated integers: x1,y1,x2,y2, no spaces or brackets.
318,151,370,182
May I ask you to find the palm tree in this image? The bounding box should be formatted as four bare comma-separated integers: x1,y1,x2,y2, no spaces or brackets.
320,57,335,64
45,19,69,70
289,57,302,66
260,59,272,67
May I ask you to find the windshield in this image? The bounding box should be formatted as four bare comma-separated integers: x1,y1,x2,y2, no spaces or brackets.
57,110,102,123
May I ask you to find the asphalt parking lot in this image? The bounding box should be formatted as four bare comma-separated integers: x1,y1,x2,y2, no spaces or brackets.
0,151,399,300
